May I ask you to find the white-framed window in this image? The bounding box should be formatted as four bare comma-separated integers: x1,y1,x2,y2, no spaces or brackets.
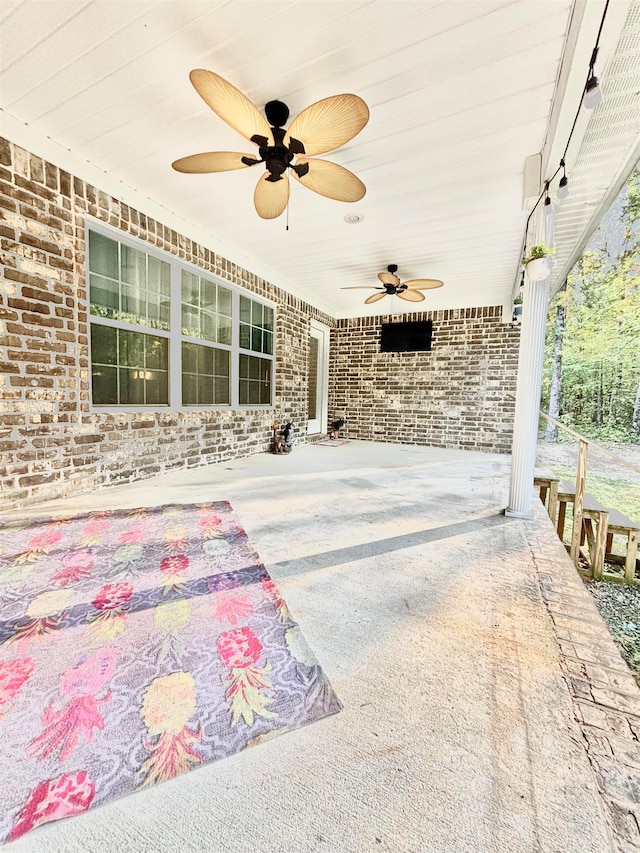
87,221,275,411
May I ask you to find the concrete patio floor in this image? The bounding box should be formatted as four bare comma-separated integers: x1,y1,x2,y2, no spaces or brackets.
4,441,619,852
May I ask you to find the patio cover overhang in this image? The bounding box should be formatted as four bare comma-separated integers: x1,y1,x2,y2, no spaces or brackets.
1,1,637,322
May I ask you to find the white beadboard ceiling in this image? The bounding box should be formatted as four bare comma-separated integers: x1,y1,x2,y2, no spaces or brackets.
0,0,636,318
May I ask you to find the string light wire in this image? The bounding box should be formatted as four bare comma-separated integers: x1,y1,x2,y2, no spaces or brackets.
520,0,611,256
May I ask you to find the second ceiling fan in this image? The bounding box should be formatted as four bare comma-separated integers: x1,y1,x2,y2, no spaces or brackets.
342,265,444,304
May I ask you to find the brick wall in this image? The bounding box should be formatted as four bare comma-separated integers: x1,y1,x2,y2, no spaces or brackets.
328,310,520,453
0,138,333,510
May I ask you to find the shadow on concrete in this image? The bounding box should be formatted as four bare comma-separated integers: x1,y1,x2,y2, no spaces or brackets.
271,512,513,578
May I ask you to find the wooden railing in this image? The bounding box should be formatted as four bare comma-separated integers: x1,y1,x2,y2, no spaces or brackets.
537,410,640,569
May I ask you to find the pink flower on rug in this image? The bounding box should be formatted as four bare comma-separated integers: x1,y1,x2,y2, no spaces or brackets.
211,590,254,625
217,628,275,727
92,582,134,612
118,528,146,545
260,574,292,623
77,519,110,547
217,627,263,669
88,583,134,641
15,529,64,565
52,550,96,587
7,771,95,841
160,554,189,578
27,648,117,762
199,513,222,538
0,658,34,714
29,530,63,550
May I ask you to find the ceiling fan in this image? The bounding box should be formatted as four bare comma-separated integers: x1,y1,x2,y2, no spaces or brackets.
172,70,369,220
342,265,444,304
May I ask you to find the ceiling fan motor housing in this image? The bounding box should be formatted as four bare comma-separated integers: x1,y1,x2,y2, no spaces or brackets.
252,121,308,182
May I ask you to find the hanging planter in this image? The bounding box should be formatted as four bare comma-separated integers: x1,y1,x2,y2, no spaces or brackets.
523,244,555,282
512,302,523,324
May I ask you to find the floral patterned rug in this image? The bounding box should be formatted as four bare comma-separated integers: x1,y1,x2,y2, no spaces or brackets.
0,502,340,844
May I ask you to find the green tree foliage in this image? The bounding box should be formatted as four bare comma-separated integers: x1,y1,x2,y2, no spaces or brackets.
541,167,640,441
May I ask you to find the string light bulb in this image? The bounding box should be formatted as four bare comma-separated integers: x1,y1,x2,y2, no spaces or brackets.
557,159,569,201
583,74,604,109
583,46,604,110
544,183,553,218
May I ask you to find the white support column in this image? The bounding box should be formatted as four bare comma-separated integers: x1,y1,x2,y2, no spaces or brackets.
506,276,550,518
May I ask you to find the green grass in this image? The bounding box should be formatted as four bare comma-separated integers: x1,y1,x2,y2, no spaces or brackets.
550,464,640,523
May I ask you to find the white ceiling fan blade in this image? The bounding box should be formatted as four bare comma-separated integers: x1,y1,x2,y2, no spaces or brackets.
292,158,365,202
378,272,400,286
172,151,259,173
254,173,289,219
404,278,444,290
397,289,426,302
285,94,369,156
365,292,387,305
189,69,272,144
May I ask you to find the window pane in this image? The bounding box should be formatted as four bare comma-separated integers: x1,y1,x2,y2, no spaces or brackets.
182,342,197,374
145,370,168,405
182,373,197,406
92,365,117,405
198,345,213,375
146,336,168,370
89,232,118,279
215,377,230,404
148,256,170,295
249,356,260,380
263,331,273,355
263,307,274,332
260,380,271,404
239,354,249,379
240,296,251,324
121,285,145,325
252,301,263,326
121,245,146,287
217,316,232,345
218,286,232,316
182,271,199,306
215,348,230,377
197,375,213,405
91,324,117,365
90,274,119,318
182,342,229,407
200,311,216,343
147,291,170,332
251,327,262,352
119,367,145,405
201,280,216,309
119,330,145,368
182,308,199,338
239,380,249,405
239,323,251,350
248,381,261,405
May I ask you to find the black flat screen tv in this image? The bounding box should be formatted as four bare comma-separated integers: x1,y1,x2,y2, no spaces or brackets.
380,320,433,353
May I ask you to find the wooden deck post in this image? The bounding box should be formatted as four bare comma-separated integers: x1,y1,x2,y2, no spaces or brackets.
570,439,588,567
592,511,609,580
625,529,638,584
